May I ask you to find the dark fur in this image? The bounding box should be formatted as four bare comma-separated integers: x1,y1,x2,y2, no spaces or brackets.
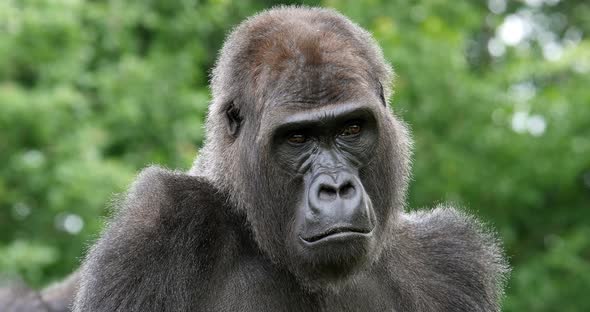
72,6,508,312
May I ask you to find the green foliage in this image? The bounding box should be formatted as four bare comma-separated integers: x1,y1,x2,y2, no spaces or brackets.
1,0,588,310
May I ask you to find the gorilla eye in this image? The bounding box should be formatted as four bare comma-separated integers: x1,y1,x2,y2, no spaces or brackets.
288,133,308,145
340,124,362,137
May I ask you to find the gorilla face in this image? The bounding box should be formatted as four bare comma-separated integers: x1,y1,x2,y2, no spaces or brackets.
270,101,380,275
234,88,402,284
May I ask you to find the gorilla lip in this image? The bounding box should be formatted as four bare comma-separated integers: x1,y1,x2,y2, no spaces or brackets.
300,226,373,244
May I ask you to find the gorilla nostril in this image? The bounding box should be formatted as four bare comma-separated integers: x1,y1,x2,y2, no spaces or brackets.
318,185,338,201
339,182,356,199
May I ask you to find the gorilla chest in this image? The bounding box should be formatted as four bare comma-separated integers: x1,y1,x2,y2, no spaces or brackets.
208,260,397,312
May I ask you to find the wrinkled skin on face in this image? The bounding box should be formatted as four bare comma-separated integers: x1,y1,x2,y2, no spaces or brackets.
251,95,406,284
275,102,380,278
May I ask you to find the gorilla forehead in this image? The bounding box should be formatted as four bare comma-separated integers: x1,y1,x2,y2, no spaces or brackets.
211,7,392,112
245,20,374,107
243,7,370,70
263,64,373,109
248,21,362,68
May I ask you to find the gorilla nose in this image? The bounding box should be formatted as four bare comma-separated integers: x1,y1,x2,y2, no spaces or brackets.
305,172,373,242
317,180,357,201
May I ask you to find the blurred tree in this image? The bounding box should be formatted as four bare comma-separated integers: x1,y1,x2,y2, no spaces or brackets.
0,0,588,310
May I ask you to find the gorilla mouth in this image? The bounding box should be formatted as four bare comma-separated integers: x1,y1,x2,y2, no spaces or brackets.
301,226,373,243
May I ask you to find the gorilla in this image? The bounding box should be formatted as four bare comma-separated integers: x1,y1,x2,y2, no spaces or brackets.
70,6,508,312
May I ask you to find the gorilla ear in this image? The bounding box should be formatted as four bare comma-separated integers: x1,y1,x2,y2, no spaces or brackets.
378,81,387,107
225,102,242,137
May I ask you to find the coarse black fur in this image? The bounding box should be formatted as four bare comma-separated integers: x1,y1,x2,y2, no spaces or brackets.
72,6,508,312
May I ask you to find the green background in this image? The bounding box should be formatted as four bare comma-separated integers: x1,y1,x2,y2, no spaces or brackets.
1,0,589,310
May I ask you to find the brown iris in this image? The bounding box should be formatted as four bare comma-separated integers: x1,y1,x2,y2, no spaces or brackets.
340,124,361,136
288,133,307,144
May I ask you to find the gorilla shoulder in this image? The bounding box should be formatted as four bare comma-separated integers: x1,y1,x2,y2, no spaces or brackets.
390,206,509,311
121,166,225,224
74,166,238,312
96,166,229,237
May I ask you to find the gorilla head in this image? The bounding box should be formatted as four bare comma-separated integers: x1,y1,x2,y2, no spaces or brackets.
193,7,412,286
